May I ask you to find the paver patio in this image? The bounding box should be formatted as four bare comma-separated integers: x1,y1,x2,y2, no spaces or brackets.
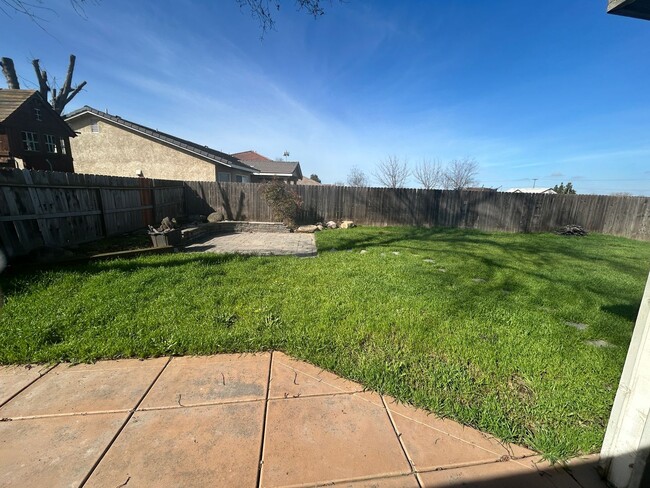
0,352,606,487
185,232,317,257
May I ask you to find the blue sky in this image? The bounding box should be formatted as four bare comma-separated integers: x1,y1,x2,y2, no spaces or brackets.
2,0,650,194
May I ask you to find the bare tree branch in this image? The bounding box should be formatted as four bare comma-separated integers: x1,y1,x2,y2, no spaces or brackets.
346,166,368,187
413,158,443,190
374,155,410,188
31,58,49,99
2,54,86,113
0,57,20,88
237,0,330,35
64,80,86,105
443,157,479,190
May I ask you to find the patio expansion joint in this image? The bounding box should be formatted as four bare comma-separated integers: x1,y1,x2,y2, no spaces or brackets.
0,408,132,421
256,350,274,488
137,396,265,412
0,363,57,409
78,356,173,488
380,394,422,488
276,470,419,488
414,457,524,475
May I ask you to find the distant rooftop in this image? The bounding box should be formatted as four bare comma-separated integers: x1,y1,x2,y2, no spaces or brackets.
231,150,272,162
232,150,303,179
504,187,557,194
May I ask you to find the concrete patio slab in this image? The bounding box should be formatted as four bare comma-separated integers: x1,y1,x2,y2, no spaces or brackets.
0,357,167,418
0,364,53,406
560,453,605,488
384,397,536,472
260,391,412,487
85,402,264,488
269,351,365,399
0,352,609,487
418,455,580,487
140,353,270,409
0,412,127,487
186,232,317,257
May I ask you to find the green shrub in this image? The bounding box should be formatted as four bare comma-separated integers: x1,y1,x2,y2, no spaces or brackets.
261,179,303,228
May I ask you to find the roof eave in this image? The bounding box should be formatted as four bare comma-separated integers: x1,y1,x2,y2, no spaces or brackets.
67,108,253,172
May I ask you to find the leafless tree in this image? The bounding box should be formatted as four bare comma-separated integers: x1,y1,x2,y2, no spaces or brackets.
0,55,86,114
347,166,368,187
443,157,479,190
0,0,92,27
237,0,333,34
413,158,443,190
374,155,410,188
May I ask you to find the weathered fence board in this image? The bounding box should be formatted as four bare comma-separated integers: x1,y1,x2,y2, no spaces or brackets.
0,169,185,258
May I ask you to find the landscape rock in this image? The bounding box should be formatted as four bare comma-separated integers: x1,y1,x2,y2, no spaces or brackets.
360,250,368,254
340,220,355,229
316,224,324,231
326,221,338,229
556,224,587,236
159,217,175,231
296,225,319,233
207,211,225,223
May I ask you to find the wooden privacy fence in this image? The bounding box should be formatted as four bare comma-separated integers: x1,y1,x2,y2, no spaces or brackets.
0,169,184,258
185,181,650,241
1,171,648,259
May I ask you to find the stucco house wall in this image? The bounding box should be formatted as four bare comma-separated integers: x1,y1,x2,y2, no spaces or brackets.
65,109,255,182
67,116,221,181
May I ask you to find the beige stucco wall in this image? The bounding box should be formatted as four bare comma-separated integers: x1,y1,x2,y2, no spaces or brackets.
67,116,237,182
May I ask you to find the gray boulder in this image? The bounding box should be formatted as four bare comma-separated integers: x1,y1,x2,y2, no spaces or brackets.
296,225,319,233
207,211,225,223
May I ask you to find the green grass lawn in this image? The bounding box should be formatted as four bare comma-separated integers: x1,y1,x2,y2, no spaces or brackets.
1,227,649,461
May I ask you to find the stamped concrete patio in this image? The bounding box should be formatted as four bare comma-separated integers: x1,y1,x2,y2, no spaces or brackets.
0,352,605,487
185,232,317,257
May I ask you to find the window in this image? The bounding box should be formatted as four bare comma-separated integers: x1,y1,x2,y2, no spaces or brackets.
59,138,67,155
45,134,57,154
90,121,100,133
235,174,250,183
34,108,42,121
21,132,39,152
218,172,231,182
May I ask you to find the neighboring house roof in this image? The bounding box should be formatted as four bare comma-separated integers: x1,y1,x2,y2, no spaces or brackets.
505,187,557,194
64,106,256,173
297,177,321,186
231,150,272,162
0,89,75,136
232,150,303,179
246,160,302,178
